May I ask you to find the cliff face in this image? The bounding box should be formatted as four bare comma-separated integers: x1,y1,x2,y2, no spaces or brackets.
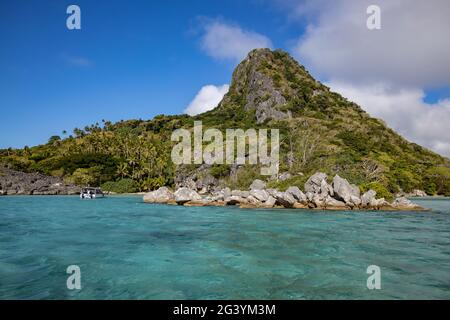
218,49,290,123
0,167,79,195
212,48,355,123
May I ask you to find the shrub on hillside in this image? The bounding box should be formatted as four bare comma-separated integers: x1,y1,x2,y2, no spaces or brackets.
101,179,138,194
360,182,393,201
424,166,450,196
65,167,100,186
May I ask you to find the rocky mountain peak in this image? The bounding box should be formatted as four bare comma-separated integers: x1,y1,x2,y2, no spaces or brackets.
217,48,328,123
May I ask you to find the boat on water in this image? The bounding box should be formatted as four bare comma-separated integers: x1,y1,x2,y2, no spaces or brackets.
80,187,105,199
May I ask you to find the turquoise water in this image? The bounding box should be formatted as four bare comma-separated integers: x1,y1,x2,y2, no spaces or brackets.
0,196,449,300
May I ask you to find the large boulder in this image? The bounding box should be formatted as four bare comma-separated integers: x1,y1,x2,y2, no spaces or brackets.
320,179,334,197
293,202,308,209
222,187,232,199
210,192,225,202
247,195,259,203
212,187,230,200
246,196,278,209
324,196,347,210
305,191,314,202
332,175,361,206
143,187,175,204
249,179,266,190
240,195,264,208
361,190,377,207
304,172,328,193
391,197,425,211
368,198,389,210
232,190,250,198
348,195,362,208
264,196,277,208
286,186,307,203
273,191,296,208
250,189,270,202
312,194,326,209
225,195,247,205
266,188,278,197
174,187,202,204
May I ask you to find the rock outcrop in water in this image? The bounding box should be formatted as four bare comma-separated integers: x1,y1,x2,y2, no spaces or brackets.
143,172,426,211
1,49,449,199
143,186,175,204
396,189,428,198
0,166,79,195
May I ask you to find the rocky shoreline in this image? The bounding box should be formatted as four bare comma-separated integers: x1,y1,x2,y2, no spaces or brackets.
0,167,79,195
143,172,427,211
0,166,430,211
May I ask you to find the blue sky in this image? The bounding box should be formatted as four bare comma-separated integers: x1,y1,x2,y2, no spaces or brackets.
1,0,449,156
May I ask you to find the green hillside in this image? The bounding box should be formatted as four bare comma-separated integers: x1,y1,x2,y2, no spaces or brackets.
1,49,449,197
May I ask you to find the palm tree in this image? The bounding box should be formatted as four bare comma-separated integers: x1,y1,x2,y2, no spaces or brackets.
116,163,129,179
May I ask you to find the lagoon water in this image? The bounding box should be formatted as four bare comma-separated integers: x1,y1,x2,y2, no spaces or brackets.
0,195,449,299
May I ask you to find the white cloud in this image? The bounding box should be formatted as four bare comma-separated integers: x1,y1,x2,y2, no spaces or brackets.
281,0,450,158
292,0,450,87
184,84,229,116
200,20,273,62
65,56,92,67
327,81,450,158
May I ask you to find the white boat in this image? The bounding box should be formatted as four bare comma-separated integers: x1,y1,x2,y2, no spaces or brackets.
80,187,105,199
